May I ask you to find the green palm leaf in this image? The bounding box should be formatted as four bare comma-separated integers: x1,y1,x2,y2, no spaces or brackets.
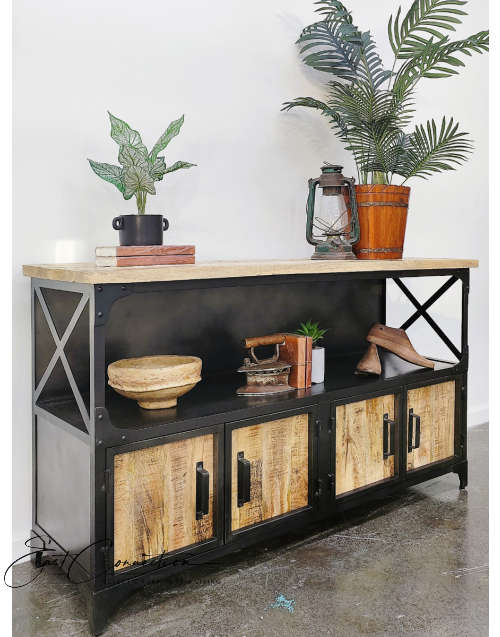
281,96,349,138
283,0,486,185
388,0,467,60
396,117,473,181
394,31,489,95
297,19,363,81
326,81,414,178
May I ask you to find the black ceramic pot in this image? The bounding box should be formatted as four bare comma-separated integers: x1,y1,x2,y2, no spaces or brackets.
112,215,169,246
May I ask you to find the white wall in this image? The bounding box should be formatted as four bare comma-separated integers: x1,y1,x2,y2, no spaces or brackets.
13,0,489,560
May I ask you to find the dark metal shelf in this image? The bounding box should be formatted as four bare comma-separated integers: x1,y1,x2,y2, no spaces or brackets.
37,350,455,433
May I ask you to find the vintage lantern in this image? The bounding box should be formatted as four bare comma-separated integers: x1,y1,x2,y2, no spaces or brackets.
306,163,360,260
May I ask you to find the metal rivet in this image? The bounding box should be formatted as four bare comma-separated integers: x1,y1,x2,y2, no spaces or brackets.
98,286,103,292
97,311,103,317
122,285,126,291
122,436,126,440
98,414,103,420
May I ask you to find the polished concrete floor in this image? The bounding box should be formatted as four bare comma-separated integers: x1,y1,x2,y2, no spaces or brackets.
12,423,488,637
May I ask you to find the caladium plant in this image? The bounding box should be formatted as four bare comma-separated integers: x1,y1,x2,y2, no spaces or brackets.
88,113,196,214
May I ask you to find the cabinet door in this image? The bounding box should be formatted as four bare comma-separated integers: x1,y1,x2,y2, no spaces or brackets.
108,426,223,576
335,391,399,498
406,380,458,473
226,408,316,541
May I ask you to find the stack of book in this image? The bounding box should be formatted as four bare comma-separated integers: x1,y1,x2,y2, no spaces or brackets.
95,245,195,267
279,333,313,389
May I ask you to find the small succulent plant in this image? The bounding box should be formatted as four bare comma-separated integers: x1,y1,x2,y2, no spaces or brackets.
293,320,330,345
88,112,196,214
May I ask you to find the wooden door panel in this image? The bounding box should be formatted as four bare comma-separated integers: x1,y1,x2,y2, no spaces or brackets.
114,433,215,571
231,414,309,532
406,381,455,471
336,394,395,496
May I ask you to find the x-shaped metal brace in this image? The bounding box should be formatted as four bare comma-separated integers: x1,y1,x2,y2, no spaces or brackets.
34,285,90,430
392,276,461,361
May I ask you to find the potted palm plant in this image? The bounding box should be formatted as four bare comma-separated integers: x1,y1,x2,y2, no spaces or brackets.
89,113,196,246
283,0,488,259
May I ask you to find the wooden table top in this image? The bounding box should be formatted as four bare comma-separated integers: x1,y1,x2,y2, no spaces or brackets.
23,258,479,284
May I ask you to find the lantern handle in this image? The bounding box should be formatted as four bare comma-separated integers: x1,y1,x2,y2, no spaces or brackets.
344,177,360,244
306,178,320,246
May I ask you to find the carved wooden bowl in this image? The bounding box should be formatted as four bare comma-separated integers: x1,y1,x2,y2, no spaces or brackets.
108,355,202,409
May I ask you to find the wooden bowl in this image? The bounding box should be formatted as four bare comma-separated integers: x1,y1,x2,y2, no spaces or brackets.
108,355,202,409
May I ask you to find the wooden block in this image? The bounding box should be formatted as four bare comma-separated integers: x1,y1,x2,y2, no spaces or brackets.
281,334,308,365
288,364,307,389
280,334,313,388
305,338,312,387
95,255,195,267
96,245,195,257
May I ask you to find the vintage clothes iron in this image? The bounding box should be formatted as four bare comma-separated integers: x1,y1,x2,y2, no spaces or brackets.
237,334,294,395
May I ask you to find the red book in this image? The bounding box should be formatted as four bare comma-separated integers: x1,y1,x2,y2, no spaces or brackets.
280,334,313,388
95,245,195,257
95,255,195,267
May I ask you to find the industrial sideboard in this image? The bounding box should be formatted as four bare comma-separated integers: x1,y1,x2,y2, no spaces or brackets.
23,257,477,634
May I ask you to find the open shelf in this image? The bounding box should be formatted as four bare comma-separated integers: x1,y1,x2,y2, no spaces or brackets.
36,350,455,433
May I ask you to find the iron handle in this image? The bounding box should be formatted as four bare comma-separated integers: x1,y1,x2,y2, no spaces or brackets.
162,218,169,231
112,216,123,230
408,408,421,452
383,413,395,459
237,452,251,507
306,178,320,246
241,334,285,349
196,461,209,520
343,177,360,243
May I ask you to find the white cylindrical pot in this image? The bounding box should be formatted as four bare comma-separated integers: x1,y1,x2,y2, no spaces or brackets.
311,346,325,384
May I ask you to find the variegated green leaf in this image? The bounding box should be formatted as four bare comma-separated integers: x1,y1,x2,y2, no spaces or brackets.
164,160,197,174
119,145,148,168
149,115,185,162
123,165,156,199
108,112,148,155
150,157,168,181
88,159,125,194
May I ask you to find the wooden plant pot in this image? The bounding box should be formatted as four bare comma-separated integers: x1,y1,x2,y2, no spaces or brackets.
349,185,411,260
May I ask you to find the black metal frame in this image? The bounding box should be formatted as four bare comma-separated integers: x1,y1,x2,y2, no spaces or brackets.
393,269,469,368
29,266,471,635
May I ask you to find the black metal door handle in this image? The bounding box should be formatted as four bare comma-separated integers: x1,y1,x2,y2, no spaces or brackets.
408,408,421,452
196,461,209,520
383,413,396,459
237,452,251,507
